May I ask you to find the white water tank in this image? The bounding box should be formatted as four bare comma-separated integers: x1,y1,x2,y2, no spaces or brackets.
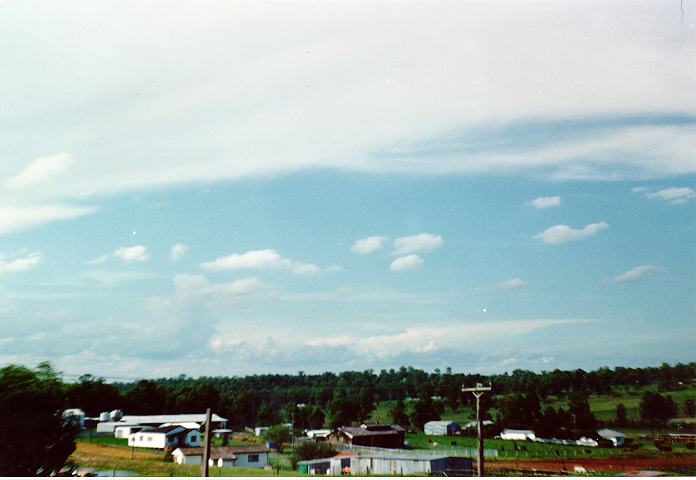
110,409,124,421
99,412,110,422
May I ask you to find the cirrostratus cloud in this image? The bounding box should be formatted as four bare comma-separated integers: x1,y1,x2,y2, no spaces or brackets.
613,264,660,284
389,254,424,272
200,249,319,276
392,233,443,255
534,222,608,245
351,236,388,254
526,196,561,209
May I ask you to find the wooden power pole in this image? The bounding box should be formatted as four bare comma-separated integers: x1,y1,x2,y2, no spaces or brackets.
202,408,212,477
463,383,491,477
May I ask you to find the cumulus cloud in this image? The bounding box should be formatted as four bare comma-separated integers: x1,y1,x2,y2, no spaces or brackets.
171,243,187,261
534,221,609,245
3,153,73,189
526,196,561,209
87,254,109,265
351,235,388,254
113,245,150,263
613,264,660,284
392,233,443,255
0,252,41,274
390,254,424,272
646,187,694,204
500,278,526,289
0,204,97,235
200,249,318,276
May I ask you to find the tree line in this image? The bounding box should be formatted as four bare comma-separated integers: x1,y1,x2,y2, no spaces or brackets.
66,362,695,431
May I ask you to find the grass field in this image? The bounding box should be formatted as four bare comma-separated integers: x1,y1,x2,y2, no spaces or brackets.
70,441,302,477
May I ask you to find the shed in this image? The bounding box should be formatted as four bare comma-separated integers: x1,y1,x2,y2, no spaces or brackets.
597,429,625,447
424,420,460,436
328,423,405,449
500,429,536,441
303,453,473,476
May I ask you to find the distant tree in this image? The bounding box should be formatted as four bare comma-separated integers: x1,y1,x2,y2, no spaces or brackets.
639,391,677,432
290,441,337,469
0,363,80,476
410,397,444,431
615,403,628,426
123,380,167,415
568,389,596,436
263,424,292,452
390,398,409,428
67,374,121,416
257,402,280,426
684,399,695,417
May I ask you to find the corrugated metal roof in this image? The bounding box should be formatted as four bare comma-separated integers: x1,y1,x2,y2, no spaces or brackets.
119,413,227,424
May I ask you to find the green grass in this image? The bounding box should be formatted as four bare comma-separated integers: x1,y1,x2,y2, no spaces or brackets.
404,433,695,460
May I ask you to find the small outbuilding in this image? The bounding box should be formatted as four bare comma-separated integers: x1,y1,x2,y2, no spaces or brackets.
500,429,536,441
172,445,271,468
329,423,406,449
597,429,625,447
424,420,460,436
128,426,201,449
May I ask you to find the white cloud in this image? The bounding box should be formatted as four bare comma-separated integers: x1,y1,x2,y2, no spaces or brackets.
646,187,694,204
631,186,648,193
200,249,318,276
170,243,187,261
3,153,73,189
390,254,423,272
0,252,41,274
113,245,150,263
526,196,560,209
351,235,388,254
0,1,691,210
0,204,97,235
534,221,609,245
173,274,261,301
392,233,443,255
87,254,109,265
613,265,660,284
500,278,526,289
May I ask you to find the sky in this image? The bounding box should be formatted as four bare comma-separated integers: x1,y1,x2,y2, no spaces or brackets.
0,0,694,380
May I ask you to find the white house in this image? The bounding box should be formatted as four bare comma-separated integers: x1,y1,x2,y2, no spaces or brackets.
114,425,151,439
172,446,271,468
306,429,332,440
97,413,228,434
424,420,460,436
597,429,625,447
128,426,201,449
500,429,536,441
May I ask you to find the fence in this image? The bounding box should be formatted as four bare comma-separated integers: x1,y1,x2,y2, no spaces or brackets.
339,443,498,458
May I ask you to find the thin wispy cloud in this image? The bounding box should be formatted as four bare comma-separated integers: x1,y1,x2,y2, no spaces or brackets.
0,204,97,235
534,222,609,245
3,153,73,189
390,254,424,272
113,245,150,263
392,233,443,255
526,196,560,209
171,243,187,261
613,265,660,284
646,187,694,205
200,249,319,276
351,236,388,254
0,252,41,274
500,278,527,289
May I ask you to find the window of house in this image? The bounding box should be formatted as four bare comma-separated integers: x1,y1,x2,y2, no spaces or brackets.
248,454,259,462
190,436,197,442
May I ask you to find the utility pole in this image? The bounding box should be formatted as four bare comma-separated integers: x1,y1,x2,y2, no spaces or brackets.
202,408,212,477
463,383,491,477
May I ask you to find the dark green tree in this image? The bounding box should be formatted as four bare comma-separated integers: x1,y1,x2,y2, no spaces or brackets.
390,398,409,427
568,389,596,435
0,363,80,476
410,397,444,431
683,399,695,417
615,403,628,426
263,424,292,452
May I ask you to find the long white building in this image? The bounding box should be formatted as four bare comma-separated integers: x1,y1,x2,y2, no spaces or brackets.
127,425,201,449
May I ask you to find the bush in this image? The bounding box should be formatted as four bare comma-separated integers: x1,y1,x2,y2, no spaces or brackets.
684,442,695,450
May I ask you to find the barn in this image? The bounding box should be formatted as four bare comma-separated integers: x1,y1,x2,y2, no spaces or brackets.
328,423,405,449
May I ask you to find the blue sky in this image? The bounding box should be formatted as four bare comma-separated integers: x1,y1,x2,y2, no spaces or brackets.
0,1,694,378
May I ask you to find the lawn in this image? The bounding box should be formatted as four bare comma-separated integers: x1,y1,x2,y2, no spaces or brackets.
70,440,302,477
